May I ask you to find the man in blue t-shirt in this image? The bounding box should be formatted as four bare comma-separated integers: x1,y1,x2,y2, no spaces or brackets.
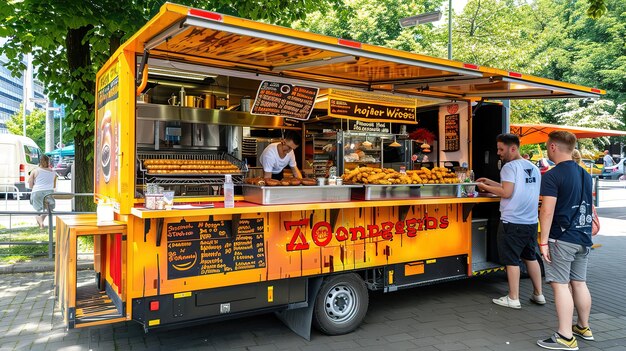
537,131,594,351
476,133,544,310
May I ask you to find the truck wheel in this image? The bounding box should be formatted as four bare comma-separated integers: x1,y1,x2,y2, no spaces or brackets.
313,273,368,335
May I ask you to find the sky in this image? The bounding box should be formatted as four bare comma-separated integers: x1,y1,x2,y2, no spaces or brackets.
451,0,469,13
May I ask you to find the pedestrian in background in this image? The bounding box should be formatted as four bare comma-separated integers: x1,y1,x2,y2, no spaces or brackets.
603,149,614,168
28,154,57,229
537,131,594,351
476,134,545,309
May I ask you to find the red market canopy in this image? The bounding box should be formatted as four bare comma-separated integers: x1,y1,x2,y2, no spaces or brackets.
510,123,626,145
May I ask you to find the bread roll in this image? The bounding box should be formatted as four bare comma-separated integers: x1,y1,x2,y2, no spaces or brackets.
301,178,317,186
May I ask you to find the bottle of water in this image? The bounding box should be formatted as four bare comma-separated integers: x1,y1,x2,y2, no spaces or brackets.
224,174,234,208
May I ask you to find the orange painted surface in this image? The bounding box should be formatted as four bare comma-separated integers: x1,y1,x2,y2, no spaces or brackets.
126,203,470,299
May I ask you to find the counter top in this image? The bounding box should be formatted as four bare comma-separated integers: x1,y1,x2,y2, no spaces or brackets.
130,195,500,219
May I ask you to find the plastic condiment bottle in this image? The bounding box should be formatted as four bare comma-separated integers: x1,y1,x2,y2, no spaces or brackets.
224,174,234,208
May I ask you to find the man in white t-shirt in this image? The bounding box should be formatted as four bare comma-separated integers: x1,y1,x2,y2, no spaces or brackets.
260,130,303,179
602,150,614,168
476,133,545,309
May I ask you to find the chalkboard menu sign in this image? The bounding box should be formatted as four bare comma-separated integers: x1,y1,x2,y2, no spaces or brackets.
251,81,318,121
166,218,265,279
444,114,460,151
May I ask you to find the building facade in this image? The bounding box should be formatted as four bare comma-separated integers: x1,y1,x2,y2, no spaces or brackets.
0,38,48,134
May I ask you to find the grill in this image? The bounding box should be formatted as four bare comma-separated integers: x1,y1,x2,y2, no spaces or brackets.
137,151,245,196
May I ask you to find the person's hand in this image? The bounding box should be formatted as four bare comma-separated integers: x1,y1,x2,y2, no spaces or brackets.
540,244,551,263
476,177,488,183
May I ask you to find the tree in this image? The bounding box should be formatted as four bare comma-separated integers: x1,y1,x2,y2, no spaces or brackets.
294,0,445,53
5,106,46,149
0,0,335,210
554,99,625,149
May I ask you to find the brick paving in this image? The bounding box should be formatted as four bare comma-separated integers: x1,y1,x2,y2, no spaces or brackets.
1,181,625,350
1,233,625,351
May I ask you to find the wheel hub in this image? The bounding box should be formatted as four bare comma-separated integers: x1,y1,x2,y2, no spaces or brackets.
324,285,358,323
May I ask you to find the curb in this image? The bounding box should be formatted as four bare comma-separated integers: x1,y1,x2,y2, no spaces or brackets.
0,260,93,274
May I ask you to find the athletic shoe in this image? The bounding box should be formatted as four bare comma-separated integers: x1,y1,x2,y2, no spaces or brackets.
537,333,578,350
572,325,594,341
531,294,547,305
492,295,521,309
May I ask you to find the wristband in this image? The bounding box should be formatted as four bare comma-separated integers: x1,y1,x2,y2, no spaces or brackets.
539,243,549,247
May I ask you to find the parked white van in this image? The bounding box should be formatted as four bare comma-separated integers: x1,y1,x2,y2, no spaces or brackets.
0,134,42,197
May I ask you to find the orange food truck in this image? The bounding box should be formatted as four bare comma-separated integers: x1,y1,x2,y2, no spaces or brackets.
54,3,603,338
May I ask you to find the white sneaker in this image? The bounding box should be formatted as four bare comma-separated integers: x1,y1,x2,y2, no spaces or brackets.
492,295,521,309
531,294,546,305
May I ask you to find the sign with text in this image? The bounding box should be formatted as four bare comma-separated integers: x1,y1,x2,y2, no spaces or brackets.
166,218,265,279
352,120,390,133
444,114,460,151
327,89,417,124
251,81,318,120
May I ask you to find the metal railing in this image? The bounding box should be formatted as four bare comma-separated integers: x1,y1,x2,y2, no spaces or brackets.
0,184,24,211
0,192,95,259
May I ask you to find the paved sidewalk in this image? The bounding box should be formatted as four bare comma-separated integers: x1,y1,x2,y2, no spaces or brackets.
1,234,625,351
1,181,625,350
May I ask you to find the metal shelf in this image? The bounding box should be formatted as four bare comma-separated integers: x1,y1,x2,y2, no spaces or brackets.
146,175,245,185
137,151,246,188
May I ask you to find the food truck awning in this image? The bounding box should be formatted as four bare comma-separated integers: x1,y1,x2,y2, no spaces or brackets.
511,123,626,145
120,3,604,101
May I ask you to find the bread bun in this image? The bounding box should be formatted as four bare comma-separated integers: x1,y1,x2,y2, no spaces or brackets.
301,178,317,186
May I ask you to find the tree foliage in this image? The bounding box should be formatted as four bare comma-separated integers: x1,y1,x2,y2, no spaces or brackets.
294,0,445,53
6,106,46,149
448,0,625,135
0,0,335,210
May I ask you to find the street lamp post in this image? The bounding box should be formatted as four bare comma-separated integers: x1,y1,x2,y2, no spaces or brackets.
29,98,59,152
399,0,453,60
22,88,28,136
447,0,452,59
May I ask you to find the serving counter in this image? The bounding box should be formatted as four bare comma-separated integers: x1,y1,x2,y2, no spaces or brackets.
130,194,500,218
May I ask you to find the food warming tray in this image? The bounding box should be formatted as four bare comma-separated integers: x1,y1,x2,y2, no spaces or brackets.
351,184,422,200
351,183,478,200
242,184,361,205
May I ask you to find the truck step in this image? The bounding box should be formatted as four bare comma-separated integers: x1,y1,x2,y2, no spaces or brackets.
75,282,123,326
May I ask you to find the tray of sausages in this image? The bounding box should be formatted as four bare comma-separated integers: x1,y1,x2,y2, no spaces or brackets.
143,159,241,175
242,178,361,205
244,177,317,186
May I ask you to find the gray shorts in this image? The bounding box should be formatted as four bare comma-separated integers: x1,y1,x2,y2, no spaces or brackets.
30,190,55,212
544,239,590,284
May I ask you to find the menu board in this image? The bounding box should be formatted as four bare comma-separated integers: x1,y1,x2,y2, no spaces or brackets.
166,218,265,279
251,81,318,120
444,114,460,151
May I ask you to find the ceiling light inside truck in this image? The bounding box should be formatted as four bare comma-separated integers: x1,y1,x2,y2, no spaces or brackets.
148,66,217,81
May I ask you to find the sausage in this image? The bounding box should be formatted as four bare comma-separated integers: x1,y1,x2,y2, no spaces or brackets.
280,180,291,186
289,178,302,186
301,178,317,186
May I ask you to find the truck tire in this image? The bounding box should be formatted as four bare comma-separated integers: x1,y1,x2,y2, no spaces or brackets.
312,273,368,335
